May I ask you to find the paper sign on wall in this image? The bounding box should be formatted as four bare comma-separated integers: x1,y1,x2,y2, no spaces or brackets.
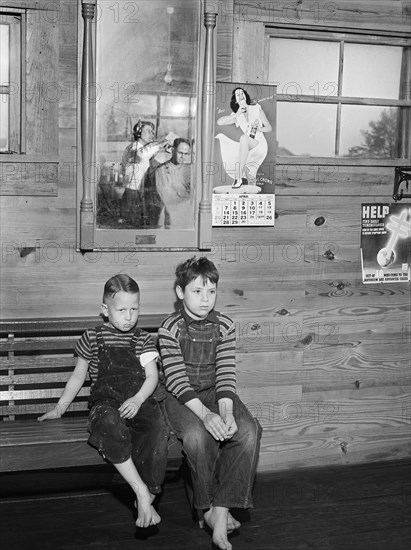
360,203,411,284
212,194,275,226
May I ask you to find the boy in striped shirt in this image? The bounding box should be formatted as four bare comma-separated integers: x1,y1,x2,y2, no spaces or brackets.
159,257,262,550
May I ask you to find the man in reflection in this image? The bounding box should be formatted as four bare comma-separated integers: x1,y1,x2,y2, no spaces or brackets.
151,138,193,229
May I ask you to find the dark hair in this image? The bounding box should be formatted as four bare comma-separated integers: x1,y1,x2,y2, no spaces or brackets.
132,120,155,141
103,274,140,303
230,87,251,113
171,138,191,164
173,137,191,149
175,256,219,291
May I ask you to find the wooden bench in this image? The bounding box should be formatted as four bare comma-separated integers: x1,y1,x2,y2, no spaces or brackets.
0,315,184,473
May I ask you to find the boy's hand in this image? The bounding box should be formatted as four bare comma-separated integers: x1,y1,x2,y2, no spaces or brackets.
119,394,144,419
38,407,63,421
223,412,238,439
203,411,229,441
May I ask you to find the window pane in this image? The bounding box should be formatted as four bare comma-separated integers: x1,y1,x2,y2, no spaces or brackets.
0,95,8,151
269,38,339,96
277,102,337,156
130,94,158,116
340,105,399,158
97,94,158,142
0,23,9,84
190,97,196,117
157,118,188,140
342,44,403,99
160,95,189,117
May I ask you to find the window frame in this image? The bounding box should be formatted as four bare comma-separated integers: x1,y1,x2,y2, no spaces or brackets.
0,2,59,196
0,9,25,154
266,26,411,164
78,0,215,251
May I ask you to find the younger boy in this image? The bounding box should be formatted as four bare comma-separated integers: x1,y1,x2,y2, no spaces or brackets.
39,274,168,528
158,257,262,550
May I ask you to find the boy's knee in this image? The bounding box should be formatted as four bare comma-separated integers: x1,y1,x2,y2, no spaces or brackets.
183,426,209,453
99,407,121,428
237,415,262,447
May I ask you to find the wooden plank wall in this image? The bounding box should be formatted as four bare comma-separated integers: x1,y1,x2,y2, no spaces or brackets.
0,0,410,473
228,0,411,472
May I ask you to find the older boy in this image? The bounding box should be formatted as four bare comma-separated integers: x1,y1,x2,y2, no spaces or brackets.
158,257,262,550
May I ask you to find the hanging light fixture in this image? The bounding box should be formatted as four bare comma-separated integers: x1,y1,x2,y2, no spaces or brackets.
164,7,174,84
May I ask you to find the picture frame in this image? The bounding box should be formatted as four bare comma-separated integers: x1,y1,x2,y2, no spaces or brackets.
78,0,216,251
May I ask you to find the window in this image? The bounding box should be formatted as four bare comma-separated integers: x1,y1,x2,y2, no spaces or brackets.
267,32,411,160
0,12,22,153
97,92,196,162
0,4,59,196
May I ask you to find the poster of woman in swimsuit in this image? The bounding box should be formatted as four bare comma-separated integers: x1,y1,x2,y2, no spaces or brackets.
213,82,277,195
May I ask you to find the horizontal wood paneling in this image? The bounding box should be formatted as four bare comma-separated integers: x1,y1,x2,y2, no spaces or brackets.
257,428,411,471
275,166,395,197
234,0,411,34
0,163,58,195
303,342,411,390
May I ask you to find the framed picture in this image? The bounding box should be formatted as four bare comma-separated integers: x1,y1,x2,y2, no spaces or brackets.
78,0,216,250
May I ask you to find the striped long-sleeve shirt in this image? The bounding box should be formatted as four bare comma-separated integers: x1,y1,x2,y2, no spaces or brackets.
158,309,236,404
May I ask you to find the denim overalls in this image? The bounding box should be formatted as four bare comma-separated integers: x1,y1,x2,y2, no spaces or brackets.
87,326,168,494
164,315,262,509
178,316,219,392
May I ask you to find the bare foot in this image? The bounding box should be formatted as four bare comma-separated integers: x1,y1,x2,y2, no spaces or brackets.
134,489,161,528
149,505,161,525
204,506,232,550
227,512,241,532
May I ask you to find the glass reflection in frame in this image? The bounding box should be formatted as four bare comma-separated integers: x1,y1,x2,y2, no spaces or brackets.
95,1,199,231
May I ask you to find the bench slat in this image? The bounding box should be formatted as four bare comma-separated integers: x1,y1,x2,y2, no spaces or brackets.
0,440,105,471
0,341,80,353
0,387,91,401
0,418,90,446
0,356,77,368
0,314,165,336
0,419,183,472
0,372,91,385
0,401,89,416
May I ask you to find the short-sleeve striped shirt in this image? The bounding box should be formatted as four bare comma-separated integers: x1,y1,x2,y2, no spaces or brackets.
74,325,158,384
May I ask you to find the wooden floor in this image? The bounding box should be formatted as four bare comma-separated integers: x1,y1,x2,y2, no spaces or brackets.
1,459,410,550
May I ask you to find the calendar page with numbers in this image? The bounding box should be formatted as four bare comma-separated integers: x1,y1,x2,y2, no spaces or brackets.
212,194,275,226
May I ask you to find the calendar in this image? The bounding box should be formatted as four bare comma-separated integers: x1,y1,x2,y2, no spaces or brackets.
212,194,275,226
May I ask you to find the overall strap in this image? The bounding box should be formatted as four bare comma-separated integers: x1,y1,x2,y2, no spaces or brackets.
129,328,141,349
94,325,105,349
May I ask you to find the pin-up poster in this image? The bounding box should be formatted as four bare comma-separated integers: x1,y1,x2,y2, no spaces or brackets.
360,203,411,284
211,82,276,226
212,82,276,194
